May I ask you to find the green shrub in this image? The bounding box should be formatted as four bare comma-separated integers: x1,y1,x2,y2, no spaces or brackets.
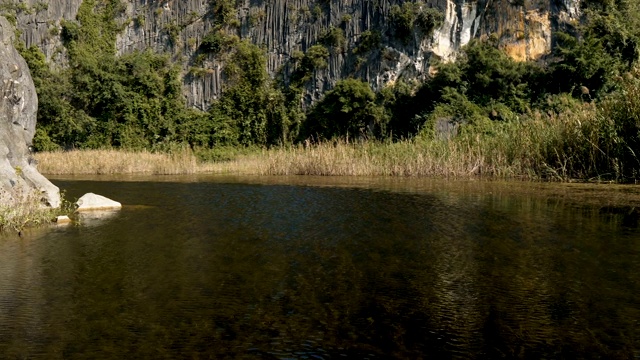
389,3,444,42
416,7,444,35
303,79,385,140
200,28,239,55
322,27,346,53
353,30,381,55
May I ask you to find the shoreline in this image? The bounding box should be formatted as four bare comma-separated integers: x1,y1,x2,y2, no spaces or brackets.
0,190,68,232
33,101,638,182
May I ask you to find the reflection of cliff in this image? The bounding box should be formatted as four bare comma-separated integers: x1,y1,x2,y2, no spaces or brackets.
12,0,579,109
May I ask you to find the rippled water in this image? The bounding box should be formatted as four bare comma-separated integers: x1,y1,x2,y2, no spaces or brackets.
0,176,639,359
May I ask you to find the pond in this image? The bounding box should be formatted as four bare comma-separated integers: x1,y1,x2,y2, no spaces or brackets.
0,176,638,359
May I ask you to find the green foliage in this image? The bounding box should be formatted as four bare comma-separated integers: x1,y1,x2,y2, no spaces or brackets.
303,79,385,140
210,41,300,146
22,0,195,150
389,2,418,41
416,7,444,34
199,27,239,55
456,40,544,111
163,21,182,45
134,14,145,28
302,45,330,71
550,2,640,98
384,40,546,138
378,80,419,138
322,27,346,53
597,71,640,179
290,45,330,87
312,5,323,21
20,45,88,150
209,0,236,25
353,30,381,55
389,2,442,43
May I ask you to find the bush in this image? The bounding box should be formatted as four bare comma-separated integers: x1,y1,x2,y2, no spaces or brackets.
303,79,385,140
200,28,239,55
353,30,381,55
322,27,346,53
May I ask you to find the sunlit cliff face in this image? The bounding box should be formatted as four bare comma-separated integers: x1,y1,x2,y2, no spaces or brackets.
431,0,580,62
13,0,580,108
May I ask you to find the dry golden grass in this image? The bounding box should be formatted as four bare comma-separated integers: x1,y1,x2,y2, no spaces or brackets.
35,148,220,175
0,189,60,232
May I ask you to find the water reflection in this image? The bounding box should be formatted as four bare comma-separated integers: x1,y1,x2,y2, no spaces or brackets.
0,177,638,359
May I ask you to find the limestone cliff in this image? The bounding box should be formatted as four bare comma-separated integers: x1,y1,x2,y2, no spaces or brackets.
0,16,60,208
10,0,580,110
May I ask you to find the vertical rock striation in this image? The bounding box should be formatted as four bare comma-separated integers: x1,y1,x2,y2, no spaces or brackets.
0,16,60,208
12,0,580,109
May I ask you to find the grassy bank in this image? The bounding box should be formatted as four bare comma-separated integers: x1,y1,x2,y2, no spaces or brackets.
35,148,220,175
240,103,622,180
0,190,63,232
33,96,638,181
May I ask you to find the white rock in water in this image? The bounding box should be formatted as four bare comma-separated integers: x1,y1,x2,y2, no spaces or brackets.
76,193,122,212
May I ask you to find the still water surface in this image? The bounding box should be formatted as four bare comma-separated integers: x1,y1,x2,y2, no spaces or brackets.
0,176,639,359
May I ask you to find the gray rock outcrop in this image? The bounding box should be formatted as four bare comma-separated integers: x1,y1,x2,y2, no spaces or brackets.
0,16,60,208
13,0,581,109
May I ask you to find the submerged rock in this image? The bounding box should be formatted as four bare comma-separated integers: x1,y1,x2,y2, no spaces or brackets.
0,16,60,208
76,193,122,212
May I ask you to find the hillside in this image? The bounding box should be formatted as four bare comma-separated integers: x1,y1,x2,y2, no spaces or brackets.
3,0,640,181
8,0,579,109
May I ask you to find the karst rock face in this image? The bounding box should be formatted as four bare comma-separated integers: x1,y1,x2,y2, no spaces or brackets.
13,0,580,109
0,16,60,208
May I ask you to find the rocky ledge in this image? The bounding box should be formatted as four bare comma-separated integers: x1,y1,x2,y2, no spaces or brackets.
0,16,60,208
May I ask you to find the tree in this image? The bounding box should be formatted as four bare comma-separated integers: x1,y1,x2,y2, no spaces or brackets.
303,79,384,140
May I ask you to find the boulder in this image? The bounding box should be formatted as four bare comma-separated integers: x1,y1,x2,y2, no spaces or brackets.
0,16,60,208
76,193,122,212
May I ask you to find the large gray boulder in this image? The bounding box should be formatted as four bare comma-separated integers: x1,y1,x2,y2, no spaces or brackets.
76,193,122,212
0,16,59,208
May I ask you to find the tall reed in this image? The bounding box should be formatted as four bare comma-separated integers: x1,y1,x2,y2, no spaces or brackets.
35,147,217,175
231,101,634,180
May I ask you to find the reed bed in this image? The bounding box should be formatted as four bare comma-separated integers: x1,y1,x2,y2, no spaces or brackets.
0,189,60,232
34,101,634,181
35,148,218,175
237,103,618,180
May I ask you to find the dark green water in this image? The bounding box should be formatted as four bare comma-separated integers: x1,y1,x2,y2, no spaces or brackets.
0,176,639,359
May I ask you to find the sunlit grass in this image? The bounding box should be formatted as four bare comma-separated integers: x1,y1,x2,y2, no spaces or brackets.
35,147,218,175
0,189,62,232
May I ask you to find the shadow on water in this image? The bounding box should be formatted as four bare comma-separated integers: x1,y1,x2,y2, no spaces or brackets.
0,176,639,359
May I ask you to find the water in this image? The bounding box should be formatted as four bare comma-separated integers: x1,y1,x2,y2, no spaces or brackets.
0,176,639,359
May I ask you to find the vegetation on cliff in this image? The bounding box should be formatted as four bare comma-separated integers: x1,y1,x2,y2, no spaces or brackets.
16,0,640,181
